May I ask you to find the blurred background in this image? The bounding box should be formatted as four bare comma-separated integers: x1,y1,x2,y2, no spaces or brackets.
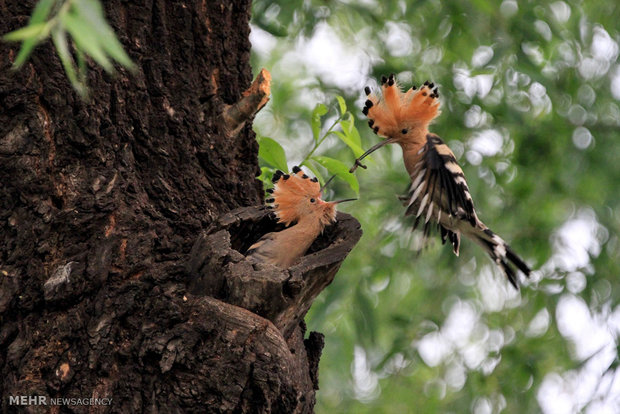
250,1,620,412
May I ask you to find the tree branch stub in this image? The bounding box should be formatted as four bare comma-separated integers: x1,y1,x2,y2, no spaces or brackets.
222,68,272,137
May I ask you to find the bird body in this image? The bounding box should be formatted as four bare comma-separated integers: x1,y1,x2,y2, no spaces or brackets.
356,74,530,288
247,167,354,268
247,214,325,268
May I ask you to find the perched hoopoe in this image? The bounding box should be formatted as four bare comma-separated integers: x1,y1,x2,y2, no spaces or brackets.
247,166,355,268
352,74,530,288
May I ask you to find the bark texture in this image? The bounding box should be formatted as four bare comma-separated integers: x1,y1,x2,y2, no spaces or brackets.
0,1,361,412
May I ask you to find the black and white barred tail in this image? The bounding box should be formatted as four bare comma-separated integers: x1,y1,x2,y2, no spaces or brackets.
467,226,531,289
405,134,530,288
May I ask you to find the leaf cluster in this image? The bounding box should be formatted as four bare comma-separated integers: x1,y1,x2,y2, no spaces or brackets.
3,0,135,98
258,97,364,196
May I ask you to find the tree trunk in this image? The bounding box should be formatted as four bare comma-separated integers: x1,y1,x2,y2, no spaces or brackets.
0,1,361,413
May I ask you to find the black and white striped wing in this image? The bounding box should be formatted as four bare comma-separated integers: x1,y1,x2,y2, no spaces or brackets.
404,134,476,253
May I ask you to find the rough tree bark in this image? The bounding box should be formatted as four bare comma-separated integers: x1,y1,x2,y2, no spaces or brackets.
0,1,361,413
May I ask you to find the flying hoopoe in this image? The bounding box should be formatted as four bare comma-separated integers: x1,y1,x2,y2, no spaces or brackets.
352,74,530,288
247,166,355,268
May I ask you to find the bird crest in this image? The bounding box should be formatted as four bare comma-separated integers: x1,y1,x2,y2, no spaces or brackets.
363,74,441,140
354,73,531,289
265,166,352,227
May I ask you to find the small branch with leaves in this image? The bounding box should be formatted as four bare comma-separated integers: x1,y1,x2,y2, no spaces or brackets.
257,96,370,197
2,0,136,99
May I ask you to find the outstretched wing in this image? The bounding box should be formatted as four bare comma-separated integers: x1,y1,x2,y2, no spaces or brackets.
404,134,476,253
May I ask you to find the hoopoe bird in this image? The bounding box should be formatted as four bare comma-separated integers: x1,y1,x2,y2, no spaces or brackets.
247,166,355,268
352,74,530,288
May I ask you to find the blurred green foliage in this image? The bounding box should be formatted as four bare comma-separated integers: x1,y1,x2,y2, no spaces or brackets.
3,0,135,99
251,0,620,412
257,98,361,195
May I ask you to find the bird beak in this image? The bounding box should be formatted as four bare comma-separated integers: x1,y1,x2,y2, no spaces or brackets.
332,198,357,204
349,137,397,173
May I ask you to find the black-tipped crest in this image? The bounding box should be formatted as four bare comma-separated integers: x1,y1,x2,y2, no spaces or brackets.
268,168,351,228
272,170,284,183
292,165,302,173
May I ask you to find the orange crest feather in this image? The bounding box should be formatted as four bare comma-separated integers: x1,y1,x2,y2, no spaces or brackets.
268,167,323,226
364,74,441,139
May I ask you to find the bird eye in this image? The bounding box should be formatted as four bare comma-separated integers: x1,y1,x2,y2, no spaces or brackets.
310,198,316,203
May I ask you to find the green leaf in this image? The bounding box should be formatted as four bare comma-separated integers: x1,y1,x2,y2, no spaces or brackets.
52,26,88,99
333,113,367,158
258,166,275,187
336,95,347,114
51,27,73,79
62,11,114,73
312,155,359,195
333,131,365,158
339,113,362,147
258,136,288,171
302,160,325,184
76,47,88,81
311,103,328,142
30,0,58,24
8,27,47,69
3,23,48,42
73,0,136,70
10,0,58,68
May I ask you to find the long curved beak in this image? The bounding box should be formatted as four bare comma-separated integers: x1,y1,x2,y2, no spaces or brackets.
349,137,397,172
332,198,357,204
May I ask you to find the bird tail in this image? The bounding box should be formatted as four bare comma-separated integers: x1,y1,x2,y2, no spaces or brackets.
467,226,531,289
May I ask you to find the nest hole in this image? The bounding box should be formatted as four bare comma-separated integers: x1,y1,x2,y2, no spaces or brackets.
225,209,344,259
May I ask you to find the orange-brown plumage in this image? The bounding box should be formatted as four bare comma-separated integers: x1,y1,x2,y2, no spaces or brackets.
356,74,530,288
269,168,336,227
247,167,353,268
363,76,441,176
